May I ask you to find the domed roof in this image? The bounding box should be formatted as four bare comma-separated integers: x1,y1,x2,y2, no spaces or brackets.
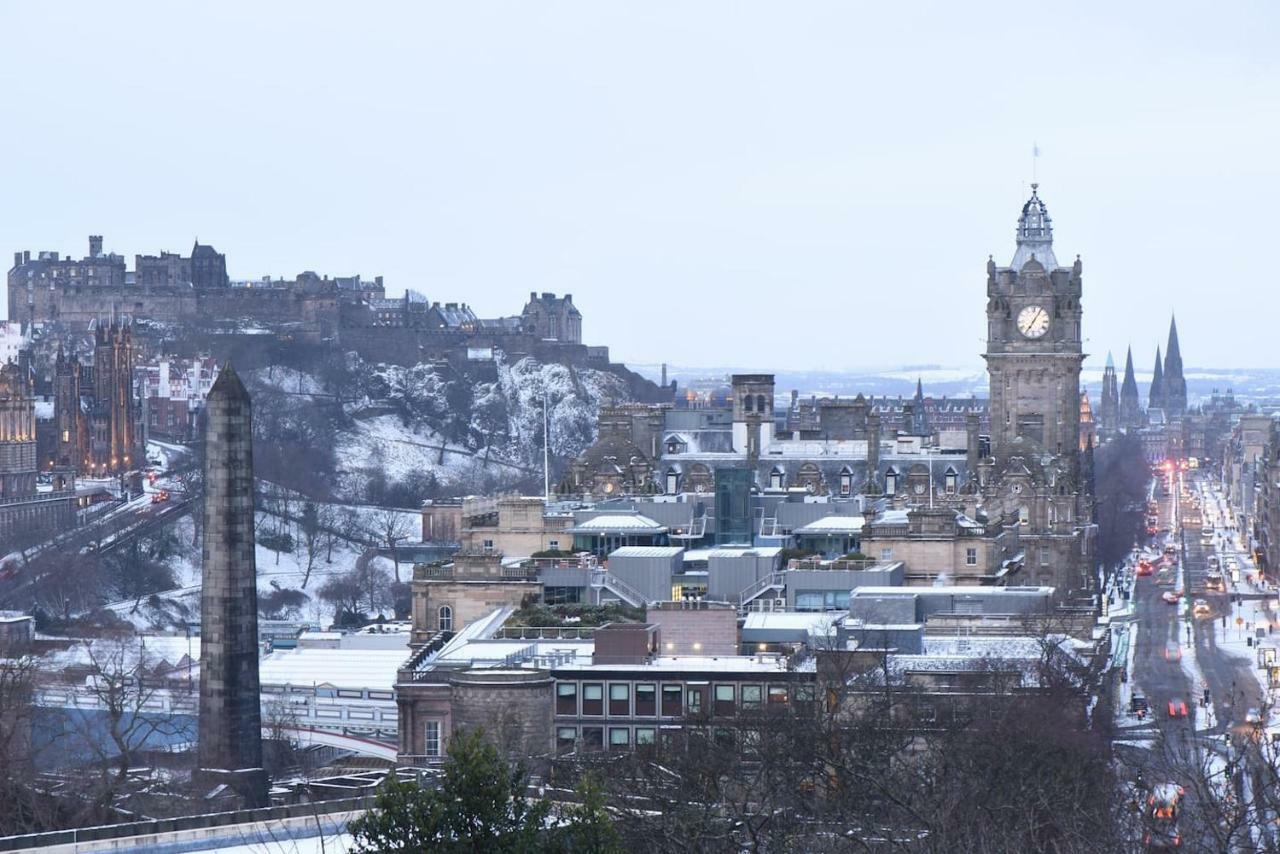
1011,183,1059,271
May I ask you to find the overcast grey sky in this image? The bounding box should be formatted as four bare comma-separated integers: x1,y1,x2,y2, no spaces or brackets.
1,2,1276,372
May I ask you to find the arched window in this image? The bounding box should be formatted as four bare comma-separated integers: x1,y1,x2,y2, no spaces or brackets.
884,468,897,496
839,467,853,497
756,394,767,414
438,605,453,632
744,395,754,413
944,467,958,494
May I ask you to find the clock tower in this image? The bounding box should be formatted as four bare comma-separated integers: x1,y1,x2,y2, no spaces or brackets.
980,184,1094,596
984,184,1084,462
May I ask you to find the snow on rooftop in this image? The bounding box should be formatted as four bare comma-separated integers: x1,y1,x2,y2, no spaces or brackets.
572,514,666,532
743,612,845,631
610,545,684,558
259,648,407,691
794,515,867,534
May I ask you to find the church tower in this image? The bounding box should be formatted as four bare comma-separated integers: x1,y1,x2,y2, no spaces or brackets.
982,184,1094,596
1148,346,1165,413
1119,346,1141,429
1163,315,1187,416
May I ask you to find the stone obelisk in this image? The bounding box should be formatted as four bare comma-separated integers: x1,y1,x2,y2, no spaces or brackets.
197,364,267,807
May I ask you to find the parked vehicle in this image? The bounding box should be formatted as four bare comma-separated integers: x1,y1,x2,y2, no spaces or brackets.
1205,572,1224,591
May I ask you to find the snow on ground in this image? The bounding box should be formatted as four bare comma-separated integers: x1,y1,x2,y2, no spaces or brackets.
247,365,327,396
337,413,488,485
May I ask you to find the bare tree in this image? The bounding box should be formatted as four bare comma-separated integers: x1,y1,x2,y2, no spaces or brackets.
370,508,414,583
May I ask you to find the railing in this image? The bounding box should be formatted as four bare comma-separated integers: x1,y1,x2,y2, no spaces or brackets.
589,569,650,607
399,753,445,768
521,555,600,570
496,626,597,640
737,571,786,607
789,558,880,571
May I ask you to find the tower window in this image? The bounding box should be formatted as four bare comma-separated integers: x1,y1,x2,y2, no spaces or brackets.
438,605,453,632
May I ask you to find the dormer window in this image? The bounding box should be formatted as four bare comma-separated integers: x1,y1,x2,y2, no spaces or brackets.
884,468,897,496
666,469,679,495
944,467,958,494
839,467,853,497
769,468,784,490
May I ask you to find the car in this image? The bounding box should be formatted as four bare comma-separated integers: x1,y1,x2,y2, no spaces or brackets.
1207,555,1220,569
1205,572,1225,591
1163,544,1178,556
1136,560,1154,577
1145,783,1184,850
1163,643,1182,662
1193,599,1211,617
1130,695,1150,715
1167,700,1189,718
1161,590,1180,604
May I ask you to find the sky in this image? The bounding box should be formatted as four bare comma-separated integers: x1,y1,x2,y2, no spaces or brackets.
1,1,1276,372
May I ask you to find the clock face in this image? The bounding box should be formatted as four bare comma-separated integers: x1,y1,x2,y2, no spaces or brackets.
1016,304,1050,339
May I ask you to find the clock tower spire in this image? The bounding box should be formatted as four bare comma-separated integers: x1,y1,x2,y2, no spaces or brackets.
984,184,1084,460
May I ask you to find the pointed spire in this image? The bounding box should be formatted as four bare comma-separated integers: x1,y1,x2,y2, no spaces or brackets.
209,361,249,402
1105,350,1114,370
1149,346,1165,411
1162,313,1187,415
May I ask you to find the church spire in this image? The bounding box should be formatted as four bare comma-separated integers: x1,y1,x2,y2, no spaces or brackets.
1119,346,1141,428
1149,346,1165,411
1163,314,1187,415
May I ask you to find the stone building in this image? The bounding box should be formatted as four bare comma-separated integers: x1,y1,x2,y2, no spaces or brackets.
0,358,76,542
7,236,127,324
975,183,1095,595
408,552,541,644
521,292,582,344
457,495,575,557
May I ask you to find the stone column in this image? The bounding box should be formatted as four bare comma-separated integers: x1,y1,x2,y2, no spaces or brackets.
197,364,267,807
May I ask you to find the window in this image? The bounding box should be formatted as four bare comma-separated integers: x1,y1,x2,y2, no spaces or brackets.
770,468,784,490
686,686,704,715
609,684,630,716
767,686,789,705
482,538,495,553
581,726,604,751
756,394,767,413
840,469,852,497
661,684,682,716
635,727,656,746
795,590,850,612
437,605,453,632
548,538,560,551
741,685,763,710
556,727,577,753
582,683,604,715
609,727,630,750
793,684,816,708
424,721,441,757
744,395,754,413
556,682,578,715
880,548,893,562
666,471,679,494
714,685,735,716
945,469,958,494
965,547,977,566
1039,546,1050,567
1018,506,1030,526
635,683,656,716
884,469,897,495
